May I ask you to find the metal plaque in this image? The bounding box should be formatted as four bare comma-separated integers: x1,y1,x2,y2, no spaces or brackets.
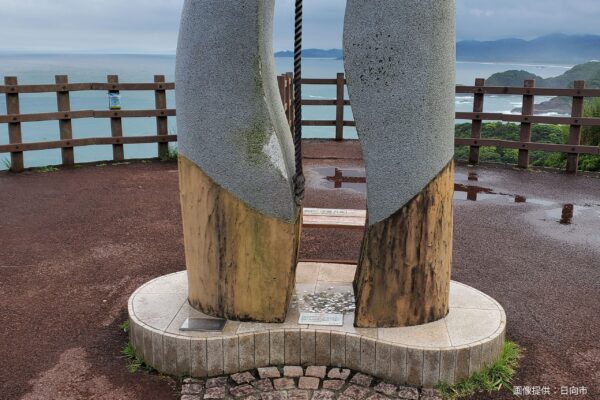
180,317,227,332
298,312,344,326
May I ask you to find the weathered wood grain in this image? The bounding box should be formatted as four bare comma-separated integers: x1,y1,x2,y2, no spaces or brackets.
353,161,454,328
179,155,301,322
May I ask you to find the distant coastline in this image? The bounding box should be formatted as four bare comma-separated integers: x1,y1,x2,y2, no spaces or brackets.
275,34,600,65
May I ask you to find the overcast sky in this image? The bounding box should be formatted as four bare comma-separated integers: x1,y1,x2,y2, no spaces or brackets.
1,0,599,53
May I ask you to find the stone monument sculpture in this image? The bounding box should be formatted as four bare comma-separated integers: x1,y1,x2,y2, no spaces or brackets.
176,0,301,323
344,0,456,327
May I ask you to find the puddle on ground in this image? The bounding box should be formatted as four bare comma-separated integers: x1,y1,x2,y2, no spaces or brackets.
311,166,600,226
314,167,367,193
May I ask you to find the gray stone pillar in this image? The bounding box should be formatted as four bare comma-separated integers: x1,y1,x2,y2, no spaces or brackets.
344,0,456,327
176,0,301,323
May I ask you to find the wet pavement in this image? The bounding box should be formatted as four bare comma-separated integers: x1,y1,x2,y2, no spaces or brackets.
1,140,599,399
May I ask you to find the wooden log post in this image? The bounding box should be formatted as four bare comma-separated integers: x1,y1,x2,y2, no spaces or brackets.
107,75,124,162
469,78,485,164
354,161,454,327
55,75,74,166
154,75,169,159
518,79,535,169
566,80,585,174
335,72,345,141
4,76,24,172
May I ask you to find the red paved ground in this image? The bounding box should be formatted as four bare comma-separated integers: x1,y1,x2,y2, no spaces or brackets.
1,141,599,399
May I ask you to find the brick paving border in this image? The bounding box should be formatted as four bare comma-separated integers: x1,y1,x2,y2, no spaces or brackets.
180,367,441,400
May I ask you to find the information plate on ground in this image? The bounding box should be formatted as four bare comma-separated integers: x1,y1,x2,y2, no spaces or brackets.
180,317,226,332
298,312,344,326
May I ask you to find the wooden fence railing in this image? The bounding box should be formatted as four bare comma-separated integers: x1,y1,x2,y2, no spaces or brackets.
2,73,600,173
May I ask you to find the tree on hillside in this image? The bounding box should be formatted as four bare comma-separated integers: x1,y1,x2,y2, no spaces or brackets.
582,97,600,146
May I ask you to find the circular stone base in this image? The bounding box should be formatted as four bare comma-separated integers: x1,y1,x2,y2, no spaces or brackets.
128,263,506,387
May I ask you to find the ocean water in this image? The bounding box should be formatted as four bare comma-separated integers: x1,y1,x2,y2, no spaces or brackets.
0,54,572,169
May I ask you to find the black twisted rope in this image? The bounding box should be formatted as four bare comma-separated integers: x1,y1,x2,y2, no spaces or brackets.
293,0,305,206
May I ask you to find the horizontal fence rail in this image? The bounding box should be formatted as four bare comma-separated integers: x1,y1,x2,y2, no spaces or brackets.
2,73,600,173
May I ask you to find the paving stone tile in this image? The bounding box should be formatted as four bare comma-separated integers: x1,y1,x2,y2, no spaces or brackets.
206,377,229,388
350,373,373,387
191,339,208,377
258,367,281,379
298,376,320,390
261,391,288,400
204,386,227,399
224,336,240,374
365,394,388,400
327,368,351,380
345,335,361,371
343,384,371,400
422,350,441,388
255,332,270,368
243,396,260,400
454,347,470,383
274,378,296,390
301,330,316,366
338,396,354,400
284,366,304,377
287,389,310,400
270,331,285,365
184,378,205,384
182,383,204,395
389,346,407,384
285,330,301,365
181,395,202,400
230,384,257,398
322,380,345,390
373,382,396,396
360,337,376,374
421,388,442,397
315,331,331,366
439,349,456,385
330,332,346,367
239,333,256,372
405,348,423,387
397,386,419,400
206,338,224,376
305,366,327,379
375,342,391,381
232,372,257,385
252,378,275,392
311,390,336,400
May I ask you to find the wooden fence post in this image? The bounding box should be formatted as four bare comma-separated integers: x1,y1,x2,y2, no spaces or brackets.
107,75,124,162
55,75,74,166
469,78,485,164
566,80,585,174
335,72,345,141
154,75,169,159
4,76,24,172
518,79,535,169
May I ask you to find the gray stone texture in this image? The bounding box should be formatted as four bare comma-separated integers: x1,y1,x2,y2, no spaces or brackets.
343,0,456,224
176,0,296,222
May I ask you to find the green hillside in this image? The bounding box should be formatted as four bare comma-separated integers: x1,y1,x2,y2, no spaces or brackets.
487,61,600,88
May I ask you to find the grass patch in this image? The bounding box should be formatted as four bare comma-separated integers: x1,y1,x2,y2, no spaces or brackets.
34,165,59,173
160,145,178,162
436,341,523,400
119,320,130,333
121,342,147,373
1,158,10,170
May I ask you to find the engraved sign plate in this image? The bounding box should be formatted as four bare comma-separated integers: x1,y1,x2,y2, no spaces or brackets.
298,312,344,326
180,317,226,332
